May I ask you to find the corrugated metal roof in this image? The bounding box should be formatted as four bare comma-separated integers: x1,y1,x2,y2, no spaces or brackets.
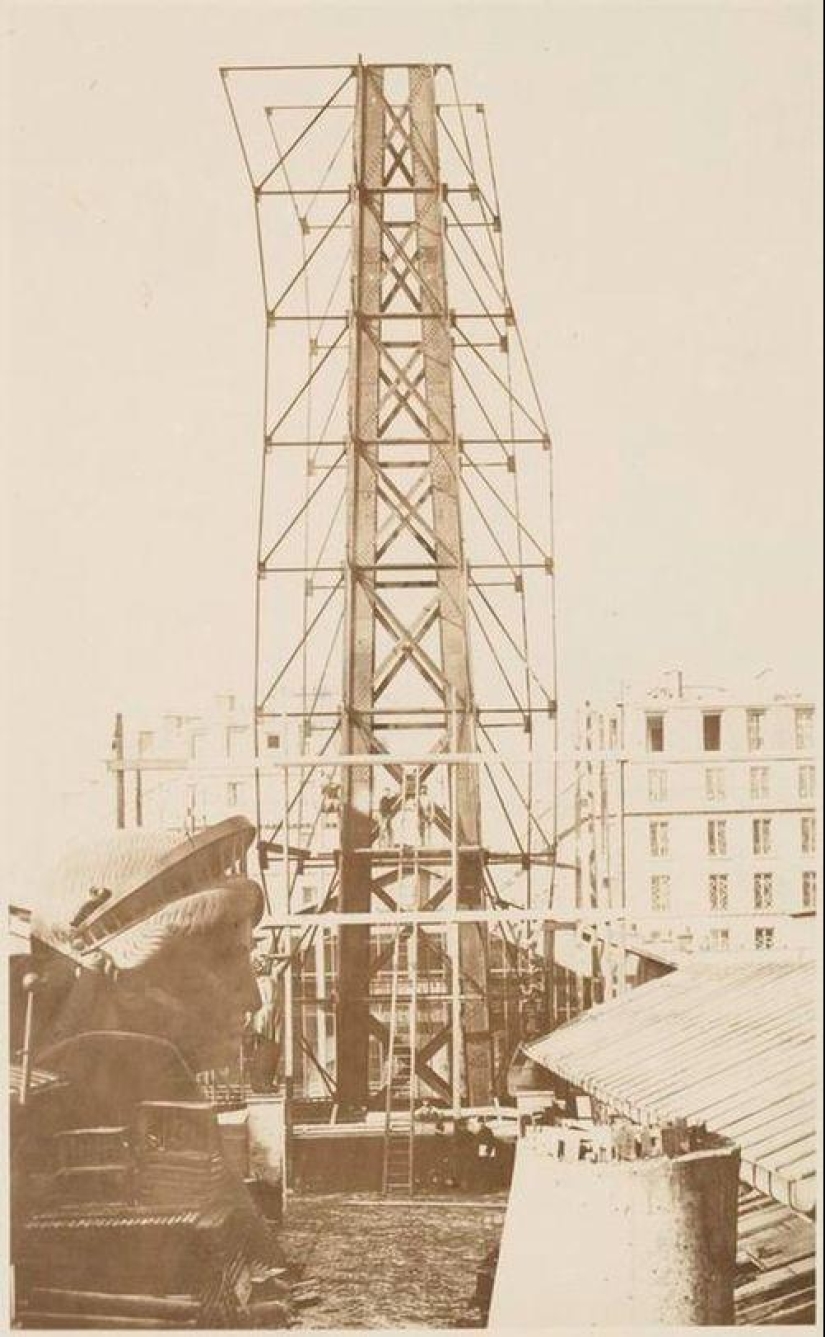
525,955,817,1215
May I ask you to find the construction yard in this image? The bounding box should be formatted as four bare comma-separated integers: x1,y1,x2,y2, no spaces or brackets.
280,1192,508,1329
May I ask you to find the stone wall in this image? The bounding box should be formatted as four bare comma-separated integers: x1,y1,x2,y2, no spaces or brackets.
489,1140,740,1326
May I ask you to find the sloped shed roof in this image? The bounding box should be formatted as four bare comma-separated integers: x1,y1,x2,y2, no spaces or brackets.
525,955,817,1215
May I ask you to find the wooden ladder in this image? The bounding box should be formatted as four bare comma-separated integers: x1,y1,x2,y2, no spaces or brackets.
381,790,420,1197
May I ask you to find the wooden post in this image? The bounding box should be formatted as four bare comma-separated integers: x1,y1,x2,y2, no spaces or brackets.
618,695,629,994
278,712,295,1193
19,974,38,1106
281,712,291,916
543,923,556,1030
283,954,294,1085
282,935,294,1201
408,920,418,1192
112,713,126,830
281,729,294,1089
450,691,462,1113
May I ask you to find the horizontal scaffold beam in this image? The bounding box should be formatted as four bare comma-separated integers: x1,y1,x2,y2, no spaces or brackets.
260,846,556,866
262,908,576,927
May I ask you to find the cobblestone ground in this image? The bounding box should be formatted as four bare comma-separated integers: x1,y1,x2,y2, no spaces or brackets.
281,1191,507,1329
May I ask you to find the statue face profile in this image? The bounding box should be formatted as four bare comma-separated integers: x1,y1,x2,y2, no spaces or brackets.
9,821,280,1334
111,904,263,1069
15,818,265,1074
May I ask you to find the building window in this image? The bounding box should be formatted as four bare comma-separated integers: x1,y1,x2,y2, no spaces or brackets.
138,730,154,756
754,926,775,951
650,875,671,912
646,714,665,753
708,874,729,911
795,707,814,750
703,712,722,752
226,726,248,760
801,816,816,855
608,718,619,750
753,873,774,911
802,871,817,910
227,781,240,807
705,768,726,801
648,769,668,802
649,821,670,857
266,732,281,751
746,709,766,752
798,765,816,800
709,928,730,951
752,818,772,856
749,766,770,801
707,819,727,857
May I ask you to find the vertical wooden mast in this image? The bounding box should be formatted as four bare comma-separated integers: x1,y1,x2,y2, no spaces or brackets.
337,63,493,1106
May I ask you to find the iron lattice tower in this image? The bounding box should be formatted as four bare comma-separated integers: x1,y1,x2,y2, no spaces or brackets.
224,61,558,1110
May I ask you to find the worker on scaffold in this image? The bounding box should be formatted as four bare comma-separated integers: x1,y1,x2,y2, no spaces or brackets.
377,787,395,847
417,782,435,846
399,770,419,847
320,770,341,849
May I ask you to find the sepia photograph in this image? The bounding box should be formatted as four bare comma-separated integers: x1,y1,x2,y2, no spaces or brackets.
2,0,821,1329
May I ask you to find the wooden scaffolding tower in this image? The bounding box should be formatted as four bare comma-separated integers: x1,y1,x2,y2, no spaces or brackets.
223,60,559,1121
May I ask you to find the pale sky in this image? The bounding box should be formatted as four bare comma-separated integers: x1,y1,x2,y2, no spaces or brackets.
2,1,822,879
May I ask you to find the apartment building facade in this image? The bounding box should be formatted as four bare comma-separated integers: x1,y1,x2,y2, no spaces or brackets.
118,694,257,833
574,679,818,953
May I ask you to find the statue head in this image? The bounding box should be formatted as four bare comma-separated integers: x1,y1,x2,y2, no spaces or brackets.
13,818,265,1073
